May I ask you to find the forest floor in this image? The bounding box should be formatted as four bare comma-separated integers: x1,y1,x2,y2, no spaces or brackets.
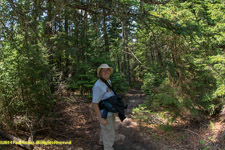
1,82,225,150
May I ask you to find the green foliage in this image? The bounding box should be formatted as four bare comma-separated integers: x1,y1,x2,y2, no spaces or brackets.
111,71,129,95
207,55,225,98
0,43,55,121
141,65,166,95
142,54,223,120
153,87,183,109
158,124,173,132
131,104,164,124
138,0,225,121
0,0,224,137
66,64,96,96
209,121,216,130
132,104,154,123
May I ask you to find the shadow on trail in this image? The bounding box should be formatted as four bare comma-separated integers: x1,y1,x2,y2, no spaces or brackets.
30,82,162,150
114,120,160,150
113,86,161,150
33,96,100,150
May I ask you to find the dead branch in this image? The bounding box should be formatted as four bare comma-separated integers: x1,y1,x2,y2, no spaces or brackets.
122,50,142,64
49,131,69,139
0,129,33,150
183,129,200,137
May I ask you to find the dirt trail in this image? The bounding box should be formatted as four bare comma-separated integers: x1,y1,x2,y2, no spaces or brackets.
0,84,162,150
38,83,161,150
113,87,160,150
1,82,225,150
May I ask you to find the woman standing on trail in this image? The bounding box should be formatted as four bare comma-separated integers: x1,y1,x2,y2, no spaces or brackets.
92,64,116,150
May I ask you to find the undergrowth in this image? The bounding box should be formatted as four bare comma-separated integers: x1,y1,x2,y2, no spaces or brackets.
131,103,225,150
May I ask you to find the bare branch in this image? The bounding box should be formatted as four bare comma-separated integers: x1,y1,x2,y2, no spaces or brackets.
0,129,33,150
183,129,200,137
122,49,142,64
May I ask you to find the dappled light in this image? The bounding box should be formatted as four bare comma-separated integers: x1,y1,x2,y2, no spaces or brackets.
0,0,224,149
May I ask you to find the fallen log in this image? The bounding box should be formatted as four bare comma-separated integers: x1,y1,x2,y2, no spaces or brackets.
0,129,33,150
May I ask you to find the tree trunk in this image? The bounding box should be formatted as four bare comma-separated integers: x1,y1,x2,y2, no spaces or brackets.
74,10,79,73
121,21,126,76
64,0,69,78
117,54,121,72
103,8,110,53
32,0,39,45
46,0,55,93
124,23,130,84
127,53,131,84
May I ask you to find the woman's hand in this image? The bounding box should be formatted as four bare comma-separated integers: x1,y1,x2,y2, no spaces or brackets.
92,103,108,126
101,118,108,126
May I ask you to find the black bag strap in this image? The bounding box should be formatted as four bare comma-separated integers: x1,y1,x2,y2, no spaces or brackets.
100,77,117,95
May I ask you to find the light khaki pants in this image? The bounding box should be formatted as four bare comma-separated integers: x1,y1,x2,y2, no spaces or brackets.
99,113,116,150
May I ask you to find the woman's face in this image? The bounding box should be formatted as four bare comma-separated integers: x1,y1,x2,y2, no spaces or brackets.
100,68,111,80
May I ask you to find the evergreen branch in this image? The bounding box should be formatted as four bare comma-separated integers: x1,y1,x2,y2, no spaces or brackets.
140,0,172,5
